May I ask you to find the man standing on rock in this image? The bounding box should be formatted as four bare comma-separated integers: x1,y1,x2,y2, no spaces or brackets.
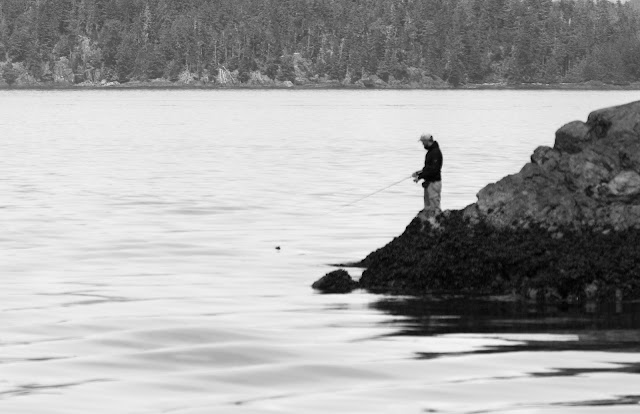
412,133,443,218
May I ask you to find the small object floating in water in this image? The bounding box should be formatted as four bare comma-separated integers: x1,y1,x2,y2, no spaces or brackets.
275,246,281,251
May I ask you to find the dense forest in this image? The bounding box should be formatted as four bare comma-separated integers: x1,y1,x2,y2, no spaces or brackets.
1,0,640,87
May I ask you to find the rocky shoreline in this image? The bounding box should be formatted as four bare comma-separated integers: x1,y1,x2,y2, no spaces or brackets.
313,100,640,302
3,80,640,91
3,54,640,90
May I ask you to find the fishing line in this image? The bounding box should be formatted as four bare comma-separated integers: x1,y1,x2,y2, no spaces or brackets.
341,174,413,207
277,175,414,252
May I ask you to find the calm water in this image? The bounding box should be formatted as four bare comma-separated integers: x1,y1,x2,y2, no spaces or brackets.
2,89,640,413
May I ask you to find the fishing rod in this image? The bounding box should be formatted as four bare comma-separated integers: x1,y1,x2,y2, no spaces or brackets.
342,174,414,207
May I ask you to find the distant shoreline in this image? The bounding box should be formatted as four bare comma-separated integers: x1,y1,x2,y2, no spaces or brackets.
2,81,640,91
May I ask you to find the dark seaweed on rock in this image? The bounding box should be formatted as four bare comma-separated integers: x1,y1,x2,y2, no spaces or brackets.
312,269,358,294
359,211,640,301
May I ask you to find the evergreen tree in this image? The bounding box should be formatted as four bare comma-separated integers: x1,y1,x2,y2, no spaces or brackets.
2,61,18,85
0,0,638,86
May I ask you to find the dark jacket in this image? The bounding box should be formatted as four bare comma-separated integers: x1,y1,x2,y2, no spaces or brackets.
418,141,443,183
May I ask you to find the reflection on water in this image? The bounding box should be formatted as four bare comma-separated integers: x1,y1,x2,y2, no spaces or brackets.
556,395,640,407
373,296,640,355
365,296,640,413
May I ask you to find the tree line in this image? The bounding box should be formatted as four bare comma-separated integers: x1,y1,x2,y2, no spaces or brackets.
1,0,639,86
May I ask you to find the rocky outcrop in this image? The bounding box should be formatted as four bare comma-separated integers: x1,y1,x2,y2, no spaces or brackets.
314,101,640,301
464,101,640,231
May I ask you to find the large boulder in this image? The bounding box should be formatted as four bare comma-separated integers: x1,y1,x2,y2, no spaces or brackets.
464,100,640,231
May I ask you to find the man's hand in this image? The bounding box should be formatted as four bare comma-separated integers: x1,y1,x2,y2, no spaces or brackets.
412,170,421,183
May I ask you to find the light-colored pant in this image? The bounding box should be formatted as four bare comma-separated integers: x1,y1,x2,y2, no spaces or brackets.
423,181,442,215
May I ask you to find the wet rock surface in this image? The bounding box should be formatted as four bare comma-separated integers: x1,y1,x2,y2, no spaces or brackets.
312,269,358,294
316,101,640,301
358,211,640,301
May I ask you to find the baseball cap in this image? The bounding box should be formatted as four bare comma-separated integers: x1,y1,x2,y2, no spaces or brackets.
419,133,433,142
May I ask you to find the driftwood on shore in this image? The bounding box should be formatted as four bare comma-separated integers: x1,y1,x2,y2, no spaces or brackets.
314,100,640,302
